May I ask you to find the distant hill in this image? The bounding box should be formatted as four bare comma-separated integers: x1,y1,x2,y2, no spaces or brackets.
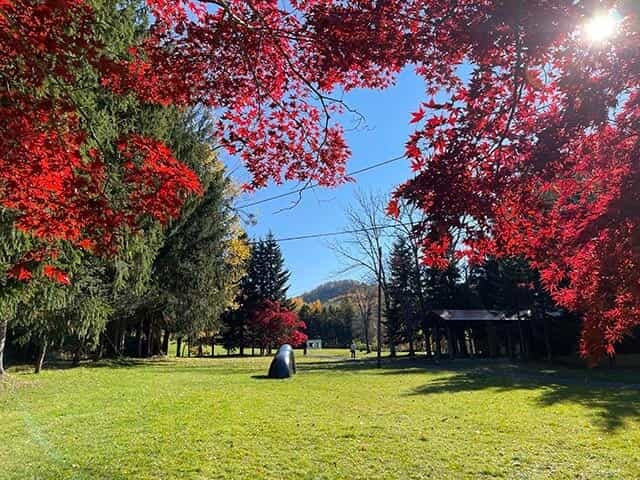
300,280,366,304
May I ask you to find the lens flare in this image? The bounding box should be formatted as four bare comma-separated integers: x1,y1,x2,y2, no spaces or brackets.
583,11,618,44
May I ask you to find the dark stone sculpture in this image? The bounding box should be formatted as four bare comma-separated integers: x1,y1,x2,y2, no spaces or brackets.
268,344,296,379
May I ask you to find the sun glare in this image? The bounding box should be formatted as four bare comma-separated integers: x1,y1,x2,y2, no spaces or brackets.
582,11,618,44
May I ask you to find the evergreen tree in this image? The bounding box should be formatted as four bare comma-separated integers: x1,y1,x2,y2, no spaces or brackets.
386,236,420,356
245,233,291,306
469,257,532,312
339,300,356,347
152,150,249,357
0,0,155,370
0,1,249,369
222,233,292,354
425,264,462,309
466,256,575,360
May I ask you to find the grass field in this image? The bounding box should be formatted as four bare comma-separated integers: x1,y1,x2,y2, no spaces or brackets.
1,350,639,479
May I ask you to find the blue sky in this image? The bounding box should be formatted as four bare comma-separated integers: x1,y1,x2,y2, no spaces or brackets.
226,68,426,296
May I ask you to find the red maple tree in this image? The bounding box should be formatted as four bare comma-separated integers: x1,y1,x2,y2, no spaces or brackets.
250,300,307,350
387,1,640,362
3,0,639,360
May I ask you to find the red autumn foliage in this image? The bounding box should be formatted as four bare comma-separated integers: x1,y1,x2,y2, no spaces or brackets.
42,265,71,285
3,0,639,360
388,2,640,362
250,301,307,350
0,0,202,280
117,135,203,224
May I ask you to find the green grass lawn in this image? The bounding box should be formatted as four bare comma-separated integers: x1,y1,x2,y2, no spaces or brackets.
1,351,639,479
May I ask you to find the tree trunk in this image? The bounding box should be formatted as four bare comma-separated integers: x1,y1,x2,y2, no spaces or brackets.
377,244,383,368
423,324,432,358
117,323,126,357
114,319,123,357
363,316,371,354
72,343,82,366
197,343,203,357
517,315,527,360
542,315,553,363
0,318,7,376
34,339,47,374
95,333,104,361
211,338,215,357
446,326,454,359
137,320,143,357
162,330,170,356
434,322,442,360
146,319,153,358
459,329,469,356
469,328,477,357
411,242,429,359
487,321,498,358
176,336,182,357
506,325,514,358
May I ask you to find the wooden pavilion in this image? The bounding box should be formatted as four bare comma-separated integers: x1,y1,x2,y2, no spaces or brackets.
426,309,541,358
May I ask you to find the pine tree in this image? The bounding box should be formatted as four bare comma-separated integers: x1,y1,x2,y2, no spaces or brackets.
386,236,420,356
425,264,462,309
222,233,291,354
469,257,532,312
0,0,153,370
338,300,356,347
247,233,291,305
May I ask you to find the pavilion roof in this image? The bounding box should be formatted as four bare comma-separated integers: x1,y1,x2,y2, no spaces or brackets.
431,309,531,322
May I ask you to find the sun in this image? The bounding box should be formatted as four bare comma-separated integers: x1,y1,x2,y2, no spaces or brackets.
582,11,618,44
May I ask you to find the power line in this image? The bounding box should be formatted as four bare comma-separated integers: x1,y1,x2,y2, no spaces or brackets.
247,222,414,244
236,154,405,209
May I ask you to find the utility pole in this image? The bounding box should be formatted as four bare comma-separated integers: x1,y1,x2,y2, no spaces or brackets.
377,245,382,368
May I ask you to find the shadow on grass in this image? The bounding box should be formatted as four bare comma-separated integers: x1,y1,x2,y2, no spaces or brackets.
298,355,444,373
9,353,282,374
300,357,640,432
406,365,640,432
3,358,178,375
47,358,176,370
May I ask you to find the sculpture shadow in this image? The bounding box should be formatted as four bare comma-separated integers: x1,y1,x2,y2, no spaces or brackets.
407,366,640,432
